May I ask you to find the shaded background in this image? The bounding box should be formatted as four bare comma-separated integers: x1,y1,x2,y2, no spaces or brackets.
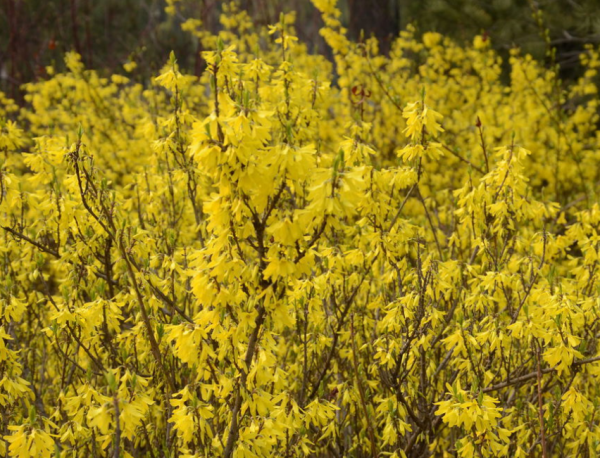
2,0,600,101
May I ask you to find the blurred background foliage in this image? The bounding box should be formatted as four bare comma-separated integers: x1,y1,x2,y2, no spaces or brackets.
2,0,600,100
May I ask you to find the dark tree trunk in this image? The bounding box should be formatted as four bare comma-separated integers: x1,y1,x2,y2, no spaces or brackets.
347,0,400,53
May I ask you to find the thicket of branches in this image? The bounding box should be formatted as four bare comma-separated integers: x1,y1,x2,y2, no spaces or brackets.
1,1,600,457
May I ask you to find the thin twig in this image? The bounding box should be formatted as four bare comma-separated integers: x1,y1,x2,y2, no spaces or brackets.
440,143,485,175
483,355,600,393
535,341,548,458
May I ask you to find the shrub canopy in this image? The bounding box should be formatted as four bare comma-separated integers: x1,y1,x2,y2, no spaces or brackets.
2,2,600,458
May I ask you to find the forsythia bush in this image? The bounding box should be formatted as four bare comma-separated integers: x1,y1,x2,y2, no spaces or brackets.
2,2,600,457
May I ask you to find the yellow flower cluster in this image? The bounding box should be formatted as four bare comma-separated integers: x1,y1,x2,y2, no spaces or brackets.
1,1,600,457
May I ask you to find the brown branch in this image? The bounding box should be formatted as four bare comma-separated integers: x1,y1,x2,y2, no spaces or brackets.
223,304,267,458
476,117,490,173
483,355,600,393
350,315,377,458
440,143,485,175
535,341,548,458
118,231,174,391
113,393,121,458
416,186,443,259
387,184,415,233
305,269,371,403
1,226,59,258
